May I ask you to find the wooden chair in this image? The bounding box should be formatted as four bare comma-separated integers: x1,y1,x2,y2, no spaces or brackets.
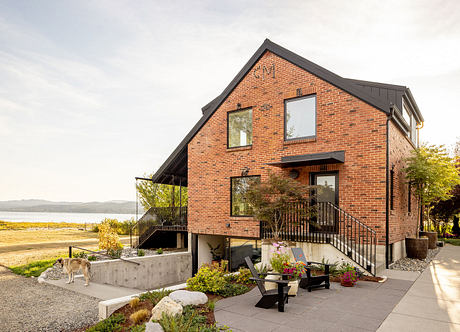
291,247,332,292
244,256,290,312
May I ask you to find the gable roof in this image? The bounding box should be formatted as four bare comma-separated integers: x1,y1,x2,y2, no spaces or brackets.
152,39,422,185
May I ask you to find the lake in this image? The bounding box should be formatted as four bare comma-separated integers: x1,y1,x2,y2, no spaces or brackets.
0,211,138,224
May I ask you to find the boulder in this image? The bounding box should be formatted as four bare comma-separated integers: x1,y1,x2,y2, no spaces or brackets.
145,322,164,332
169,290,208,306
150,296,183,321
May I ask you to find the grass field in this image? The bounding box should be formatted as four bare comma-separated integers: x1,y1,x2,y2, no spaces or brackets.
0,220,93,230
0,221,129,268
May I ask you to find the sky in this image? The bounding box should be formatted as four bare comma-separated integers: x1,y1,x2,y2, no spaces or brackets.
0,0,459,202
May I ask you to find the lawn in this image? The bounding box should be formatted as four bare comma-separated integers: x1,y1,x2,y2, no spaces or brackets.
0,228,98,247
9,257,60,277
442,238,460,246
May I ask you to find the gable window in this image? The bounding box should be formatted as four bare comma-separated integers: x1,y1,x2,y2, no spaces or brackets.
402,100,411,125
228,108,253,148
285,94,316,140
231,176,260,216
410,114,417,146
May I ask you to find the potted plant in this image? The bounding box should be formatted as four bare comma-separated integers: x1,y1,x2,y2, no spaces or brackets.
265,242,290,291
340,269,358,287
282,261,306,296
207,243,222,263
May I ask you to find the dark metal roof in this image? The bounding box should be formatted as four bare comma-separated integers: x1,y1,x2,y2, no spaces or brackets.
266,151,345,168
152,39,423,186
345,78,424,123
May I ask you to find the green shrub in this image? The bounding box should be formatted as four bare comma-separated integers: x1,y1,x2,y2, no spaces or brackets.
86,313,125,332
156,248,164,255
217,283,248,297
73,251,87,259
200,324,231,332
207,300,215,311
130,325,145,332
186,265,227,294
108,248,123,259
91,224,99,233
137,249,145,257
159,306,206,332
139,289,172,305
87,255,97,261
235,267,252,284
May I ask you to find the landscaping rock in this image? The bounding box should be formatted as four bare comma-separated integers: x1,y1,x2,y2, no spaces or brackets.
150,296,183,321
390,247,440,272
145,322,164,332
169,290,208,306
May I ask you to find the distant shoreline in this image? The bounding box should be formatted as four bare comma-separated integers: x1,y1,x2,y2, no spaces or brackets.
0,211,138,224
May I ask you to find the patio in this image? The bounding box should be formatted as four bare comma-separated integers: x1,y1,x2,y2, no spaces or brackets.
215,277,414,332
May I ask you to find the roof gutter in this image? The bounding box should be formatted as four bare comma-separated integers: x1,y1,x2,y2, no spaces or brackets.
386,105,395,268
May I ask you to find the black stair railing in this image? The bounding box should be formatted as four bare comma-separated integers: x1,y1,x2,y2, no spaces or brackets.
260,201,377,275
130,206,187,248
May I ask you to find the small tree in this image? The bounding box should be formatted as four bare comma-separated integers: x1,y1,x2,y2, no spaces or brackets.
246,173,314,240
404,144,460,234
98,219,123,257
136,173,188,210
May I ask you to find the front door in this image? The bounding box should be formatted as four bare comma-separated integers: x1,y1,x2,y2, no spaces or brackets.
311,172,339,233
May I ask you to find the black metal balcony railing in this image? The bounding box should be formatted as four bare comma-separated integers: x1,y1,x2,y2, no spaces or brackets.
260,201,377,275
130,206,187,248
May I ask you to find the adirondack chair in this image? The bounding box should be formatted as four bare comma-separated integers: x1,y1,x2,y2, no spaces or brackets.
244,256,290,312
291,247,332,292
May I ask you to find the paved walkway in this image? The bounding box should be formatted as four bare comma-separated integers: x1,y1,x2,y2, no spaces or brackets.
45,276,142,300
215,277,414,331
378,244,460,332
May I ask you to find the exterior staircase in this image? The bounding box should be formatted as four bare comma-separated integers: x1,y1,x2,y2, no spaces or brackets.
260,201,379,275
130,206,187,249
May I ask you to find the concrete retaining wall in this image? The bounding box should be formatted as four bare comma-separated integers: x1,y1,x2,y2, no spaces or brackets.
261,242,386,275
90,252,192,290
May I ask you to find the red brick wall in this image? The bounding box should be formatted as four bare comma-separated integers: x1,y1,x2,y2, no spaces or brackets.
388,121,419,243
187,51,388,243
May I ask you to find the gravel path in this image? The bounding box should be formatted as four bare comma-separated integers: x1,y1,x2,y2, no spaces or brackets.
0,265,99,332
390,247,440,272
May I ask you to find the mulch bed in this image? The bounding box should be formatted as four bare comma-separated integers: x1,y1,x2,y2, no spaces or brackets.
310,269,384,283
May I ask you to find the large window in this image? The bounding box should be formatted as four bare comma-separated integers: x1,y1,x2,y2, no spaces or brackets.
228,108,253,148
231,176,260,216
285,95,316,140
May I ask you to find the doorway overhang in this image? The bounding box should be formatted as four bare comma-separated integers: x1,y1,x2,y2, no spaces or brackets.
266,150,345,168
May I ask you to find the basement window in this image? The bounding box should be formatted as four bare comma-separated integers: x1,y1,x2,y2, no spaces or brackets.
231,176,260,216
285,94,316,141
228,108,253,148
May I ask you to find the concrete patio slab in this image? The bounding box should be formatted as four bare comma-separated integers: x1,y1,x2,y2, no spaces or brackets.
215,277,411,332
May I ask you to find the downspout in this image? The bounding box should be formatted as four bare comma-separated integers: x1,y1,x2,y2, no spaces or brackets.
385,106,394,269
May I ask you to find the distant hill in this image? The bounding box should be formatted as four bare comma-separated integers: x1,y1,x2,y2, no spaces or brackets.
0,199,138,214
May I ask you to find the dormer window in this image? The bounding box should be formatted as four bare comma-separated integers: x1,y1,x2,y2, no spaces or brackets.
228,108,253,148
285,94,317,141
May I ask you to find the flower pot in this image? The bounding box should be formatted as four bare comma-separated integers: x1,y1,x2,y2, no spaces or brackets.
340,280,354,287
405,237,428,259
264,274,280,291
288,280,299,296
419,231,438,249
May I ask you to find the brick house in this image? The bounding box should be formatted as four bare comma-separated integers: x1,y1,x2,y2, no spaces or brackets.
145,39,424,275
